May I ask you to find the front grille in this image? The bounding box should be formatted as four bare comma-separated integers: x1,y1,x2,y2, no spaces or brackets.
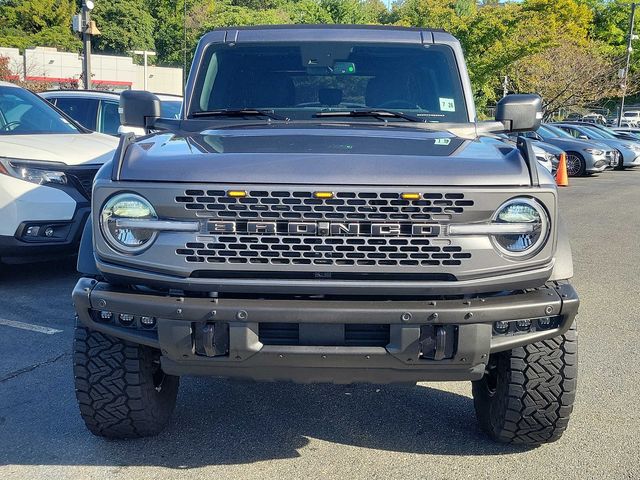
177,236,471,267
175,189,474,222
67,167,99,199
259,323,390,347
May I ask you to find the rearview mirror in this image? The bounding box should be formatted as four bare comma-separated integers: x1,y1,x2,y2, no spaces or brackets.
495,94,543,132
119,90,161,130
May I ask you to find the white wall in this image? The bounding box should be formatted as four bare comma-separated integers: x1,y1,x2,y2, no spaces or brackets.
0,46,183,95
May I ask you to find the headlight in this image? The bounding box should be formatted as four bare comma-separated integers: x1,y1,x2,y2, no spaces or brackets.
492,198,549,257
584,148,604,155
100,193,157,253
0,158,67,185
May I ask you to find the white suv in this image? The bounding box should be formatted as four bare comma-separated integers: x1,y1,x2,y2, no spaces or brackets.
0,81,118,262
621,110,640,127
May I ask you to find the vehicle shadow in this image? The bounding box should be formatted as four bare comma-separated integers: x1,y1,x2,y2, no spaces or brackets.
0,374,533,469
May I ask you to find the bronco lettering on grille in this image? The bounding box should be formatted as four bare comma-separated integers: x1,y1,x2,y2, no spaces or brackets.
208,221,440,237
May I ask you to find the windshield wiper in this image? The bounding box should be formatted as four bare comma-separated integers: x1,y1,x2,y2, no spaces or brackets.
191,109,285,120
314,109,423,122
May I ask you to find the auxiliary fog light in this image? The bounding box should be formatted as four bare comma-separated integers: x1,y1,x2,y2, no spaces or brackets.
118,313,135,326
537,317,553,330
493,321,510,334
516,319,532,331
140,316,157,328
99,311,113,322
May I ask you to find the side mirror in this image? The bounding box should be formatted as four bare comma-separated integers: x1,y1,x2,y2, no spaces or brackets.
495,94,543,132
119,90,161,130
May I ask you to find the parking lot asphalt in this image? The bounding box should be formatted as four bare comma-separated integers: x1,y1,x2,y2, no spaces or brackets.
0,169,639,480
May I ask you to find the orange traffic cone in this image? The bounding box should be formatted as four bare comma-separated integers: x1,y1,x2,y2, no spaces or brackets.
556,153,569,187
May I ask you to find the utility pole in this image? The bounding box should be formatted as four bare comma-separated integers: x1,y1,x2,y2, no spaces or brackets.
132,50,156,90
502,75,509,98
81,1,94,90
618,2,637,127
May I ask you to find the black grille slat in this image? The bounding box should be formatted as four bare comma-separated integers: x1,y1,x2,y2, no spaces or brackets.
177,235,471,267
67,167,99,199
176,189,473,222
259,323,390,347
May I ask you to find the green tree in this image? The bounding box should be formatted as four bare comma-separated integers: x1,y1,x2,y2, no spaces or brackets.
91,0,155,53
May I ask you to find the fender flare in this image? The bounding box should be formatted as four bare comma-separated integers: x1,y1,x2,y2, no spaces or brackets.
77,217,100,276
550,215,574,281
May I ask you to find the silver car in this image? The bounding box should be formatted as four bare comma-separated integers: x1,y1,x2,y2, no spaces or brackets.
527,124,616,176
551,123,640,170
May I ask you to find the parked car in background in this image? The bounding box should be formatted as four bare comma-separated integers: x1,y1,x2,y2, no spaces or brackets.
621,110,640,127
551,122,640,170
520,124,614,176
40,90,182,136
581,113,607,125
0,81,118,263
612,127,640,140
561,121,640,142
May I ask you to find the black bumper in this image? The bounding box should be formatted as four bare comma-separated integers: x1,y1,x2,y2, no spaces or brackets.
0,206,89,261
73,278,579,383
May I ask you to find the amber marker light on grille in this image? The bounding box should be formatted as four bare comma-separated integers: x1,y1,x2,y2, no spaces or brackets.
314,191,334,199
401,192,421,200
227,190,247,198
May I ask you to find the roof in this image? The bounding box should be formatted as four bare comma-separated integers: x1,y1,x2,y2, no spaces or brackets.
39,90,183,101
0,80,21,88
200,24,457,46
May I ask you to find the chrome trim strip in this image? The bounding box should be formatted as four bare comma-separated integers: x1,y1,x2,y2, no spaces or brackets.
448,223,535,235
115,219,200,232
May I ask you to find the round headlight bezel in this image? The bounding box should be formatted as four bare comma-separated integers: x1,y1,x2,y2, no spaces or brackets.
491,197,550,259
100,193,158,254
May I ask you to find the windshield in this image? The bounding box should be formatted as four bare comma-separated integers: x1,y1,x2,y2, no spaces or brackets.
539,124,573,139
190,42,468,123
0,86,80,135
161,100,182,119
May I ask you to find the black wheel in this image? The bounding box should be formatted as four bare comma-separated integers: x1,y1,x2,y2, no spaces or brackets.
73,324,179,438
565,152,586,176
472,322,577,445
614,150,625,170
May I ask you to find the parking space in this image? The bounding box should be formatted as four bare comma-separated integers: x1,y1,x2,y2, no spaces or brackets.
0,170,638,480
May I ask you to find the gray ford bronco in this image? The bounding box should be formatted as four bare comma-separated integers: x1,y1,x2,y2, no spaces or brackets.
72,25,579,444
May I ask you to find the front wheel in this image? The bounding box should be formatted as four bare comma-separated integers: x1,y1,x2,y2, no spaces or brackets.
565,152,586,177
472,322,577,445
73,324,179,438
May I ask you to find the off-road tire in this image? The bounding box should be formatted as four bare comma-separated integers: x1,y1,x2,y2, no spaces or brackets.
472,322,577,445
73,324,179,439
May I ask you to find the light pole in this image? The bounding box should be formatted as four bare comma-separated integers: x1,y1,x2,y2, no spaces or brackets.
618,2,637,127
81,0,95,90
132,50,156,91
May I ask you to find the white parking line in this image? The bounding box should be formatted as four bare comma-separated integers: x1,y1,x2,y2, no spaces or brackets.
0,318,63,335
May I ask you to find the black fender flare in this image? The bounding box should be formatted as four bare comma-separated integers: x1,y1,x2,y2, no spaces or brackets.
77,217,100,277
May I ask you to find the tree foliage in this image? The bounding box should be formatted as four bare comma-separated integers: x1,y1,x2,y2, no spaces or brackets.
0,0,638,113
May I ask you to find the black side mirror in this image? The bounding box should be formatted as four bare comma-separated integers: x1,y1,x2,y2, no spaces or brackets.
119,90,161,129
495,94,543,132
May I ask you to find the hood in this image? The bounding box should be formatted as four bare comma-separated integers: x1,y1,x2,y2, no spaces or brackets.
119,125,531,186
532,140,564,156
0,132,118,166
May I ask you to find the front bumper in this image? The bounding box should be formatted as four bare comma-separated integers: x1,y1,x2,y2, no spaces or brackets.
73,278,579,384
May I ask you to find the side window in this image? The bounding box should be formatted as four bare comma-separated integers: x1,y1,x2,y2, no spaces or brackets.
98,100,121,135
55,97,98,130
560,127,579,138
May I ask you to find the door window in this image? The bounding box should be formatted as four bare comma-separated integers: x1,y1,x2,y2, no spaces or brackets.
54,97,99,130
98,100,121,135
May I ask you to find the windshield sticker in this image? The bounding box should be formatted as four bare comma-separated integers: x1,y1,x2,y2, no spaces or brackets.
439,98,456,112
434,138,452,146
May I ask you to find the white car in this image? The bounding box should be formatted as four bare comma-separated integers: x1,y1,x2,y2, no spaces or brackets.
621,110,640,127
0,81,118,262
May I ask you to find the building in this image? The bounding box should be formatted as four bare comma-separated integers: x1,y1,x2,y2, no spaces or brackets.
0,46,183,95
